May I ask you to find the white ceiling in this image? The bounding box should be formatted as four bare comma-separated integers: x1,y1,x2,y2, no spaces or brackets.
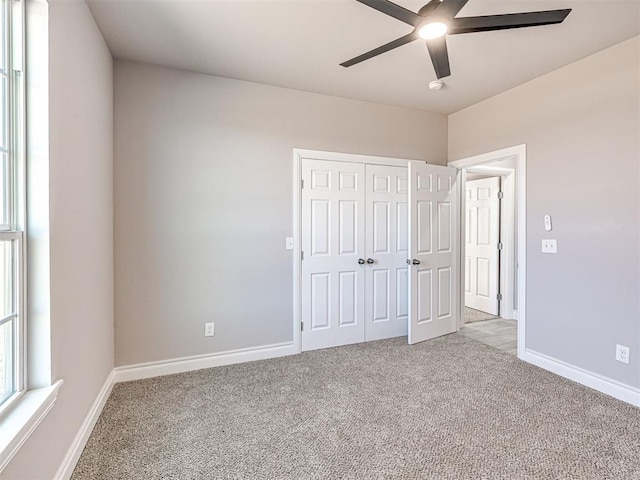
86,0,640,114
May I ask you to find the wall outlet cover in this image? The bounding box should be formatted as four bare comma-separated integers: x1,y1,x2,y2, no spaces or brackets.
541,239,557,253
615,344,630,364
204,322,215,337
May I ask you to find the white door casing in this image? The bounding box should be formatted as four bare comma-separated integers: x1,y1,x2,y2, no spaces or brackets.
408,162,459,345
465,177,500,315
448,143,526,359
301,159,365,351
364,164,409,341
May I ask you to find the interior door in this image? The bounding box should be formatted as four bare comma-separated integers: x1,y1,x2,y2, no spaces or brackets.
408,162,459,345
364,164,409,341
465,177,500,315
301,159,365,351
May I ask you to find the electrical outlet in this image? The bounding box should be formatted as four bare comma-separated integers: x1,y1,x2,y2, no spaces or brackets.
204,322,215,337
615,344,630,364
541,239,557,253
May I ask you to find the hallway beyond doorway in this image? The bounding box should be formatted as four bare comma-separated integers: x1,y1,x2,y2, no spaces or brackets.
460,318,517,355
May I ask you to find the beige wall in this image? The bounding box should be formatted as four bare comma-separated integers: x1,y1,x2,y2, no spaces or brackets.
2,1,114,478
113,61,448,366
449,37,640,387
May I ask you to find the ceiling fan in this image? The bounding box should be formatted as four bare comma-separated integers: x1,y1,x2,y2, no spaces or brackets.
341,0,571,79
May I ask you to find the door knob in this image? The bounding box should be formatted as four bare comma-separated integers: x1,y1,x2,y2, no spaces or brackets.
412,259,420,265
358,258,365,265
366,258,375,264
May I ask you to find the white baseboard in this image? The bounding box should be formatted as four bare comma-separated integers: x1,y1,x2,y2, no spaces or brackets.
521,349,640,407
54,370,115,480
113,342,298,383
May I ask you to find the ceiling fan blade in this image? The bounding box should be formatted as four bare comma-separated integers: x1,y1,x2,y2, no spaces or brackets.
425,36,451,79
341,33,417,67
435,0,470,18
449,9,571,35
355,0,422,27
418,0,442,17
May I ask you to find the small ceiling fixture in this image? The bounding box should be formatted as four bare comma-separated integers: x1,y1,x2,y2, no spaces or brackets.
428,80,444,90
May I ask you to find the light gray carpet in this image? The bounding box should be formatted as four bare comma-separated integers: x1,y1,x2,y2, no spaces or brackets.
464,306,500,323
72,334,640,479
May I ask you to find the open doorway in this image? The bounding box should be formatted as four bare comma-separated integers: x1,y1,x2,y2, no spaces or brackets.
461,165,516,354
449,146,526,358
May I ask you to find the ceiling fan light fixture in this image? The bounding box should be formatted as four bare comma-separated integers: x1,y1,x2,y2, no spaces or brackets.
418,21,448,40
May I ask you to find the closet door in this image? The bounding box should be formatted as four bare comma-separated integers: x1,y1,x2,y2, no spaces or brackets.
364,165,409,341
301,159,365,351
408,162,459,345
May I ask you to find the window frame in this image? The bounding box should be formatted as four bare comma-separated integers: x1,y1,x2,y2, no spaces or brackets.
0,0,25,417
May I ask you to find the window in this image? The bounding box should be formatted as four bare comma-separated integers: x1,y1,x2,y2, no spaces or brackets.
0,0,23,413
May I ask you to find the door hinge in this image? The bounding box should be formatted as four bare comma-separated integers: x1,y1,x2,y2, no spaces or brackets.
301,322,304,331
301,179,304,189
498,191,504,199
497,242,503,250
497,293,503,301
301,251,304,260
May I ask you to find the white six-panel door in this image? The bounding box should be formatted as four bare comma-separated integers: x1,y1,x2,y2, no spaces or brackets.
408,162,459,345
301,159,366,351
364,165,409,341
465,177,500,315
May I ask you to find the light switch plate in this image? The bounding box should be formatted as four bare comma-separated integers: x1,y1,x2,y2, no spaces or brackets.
285,237,294,250
541,239,557,253
544,215,552,232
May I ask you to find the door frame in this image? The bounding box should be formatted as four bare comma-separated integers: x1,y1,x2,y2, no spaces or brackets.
449,144,526,358
292,149,420,354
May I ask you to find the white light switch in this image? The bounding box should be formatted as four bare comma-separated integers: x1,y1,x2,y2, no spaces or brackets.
285,237,294,250
541,239,557,253
544,215,552,232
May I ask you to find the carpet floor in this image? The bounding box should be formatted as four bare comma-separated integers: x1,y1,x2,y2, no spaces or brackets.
72,334,640,479
464,306,500,323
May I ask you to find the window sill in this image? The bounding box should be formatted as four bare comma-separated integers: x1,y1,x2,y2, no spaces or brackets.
0,380,63,473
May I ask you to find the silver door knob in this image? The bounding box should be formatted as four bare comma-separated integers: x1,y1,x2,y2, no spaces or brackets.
358,258,365,265
366,258,374,264
412,259,420,265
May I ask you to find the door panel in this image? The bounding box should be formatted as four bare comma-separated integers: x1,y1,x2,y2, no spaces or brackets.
373,269,389,321
339,201,357,254
417,269,432,323
465,177,500,315
302,159,365,351
417,201,432,254
364,164,408,341
373,202,390,253
310,273,330,329
338,271,357,326
438,267,452,318
408,163,459,345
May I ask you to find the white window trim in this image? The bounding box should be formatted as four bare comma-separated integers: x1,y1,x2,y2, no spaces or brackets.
0,380,62,471
0,1,62,472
